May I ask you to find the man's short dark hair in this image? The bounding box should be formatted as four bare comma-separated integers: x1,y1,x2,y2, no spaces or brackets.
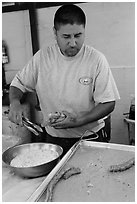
54,4,86,30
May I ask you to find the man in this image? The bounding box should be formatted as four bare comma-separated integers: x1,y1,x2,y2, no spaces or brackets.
9,4,120,154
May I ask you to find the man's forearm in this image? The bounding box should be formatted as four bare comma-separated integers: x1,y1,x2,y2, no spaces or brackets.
9,86,24,104
79,101,115,126
9,86,25,125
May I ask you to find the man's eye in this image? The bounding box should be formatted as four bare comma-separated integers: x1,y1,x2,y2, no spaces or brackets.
64,36,70,39
75,35,81,38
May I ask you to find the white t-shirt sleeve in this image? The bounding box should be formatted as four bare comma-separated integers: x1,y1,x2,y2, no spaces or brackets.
10,51,40,93
93,54,120,103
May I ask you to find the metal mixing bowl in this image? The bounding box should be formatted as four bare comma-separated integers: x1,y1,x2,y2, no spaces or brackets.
2,143,63,178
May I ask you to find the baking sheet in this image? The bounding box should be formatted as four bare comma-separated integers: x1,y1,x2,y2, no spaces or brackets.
39,141,135,202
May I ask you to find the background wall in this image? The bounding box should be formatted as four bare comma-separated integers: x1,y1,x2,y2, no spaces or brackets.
2,10,33,83
2,2,135,145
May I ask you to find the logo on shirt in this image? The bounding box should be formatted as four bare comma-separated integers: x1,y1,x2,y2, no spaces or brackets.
79,77,93,85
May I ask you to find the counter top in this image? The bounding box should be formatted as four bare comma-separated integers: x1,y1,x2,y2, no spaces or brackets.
2,162,46,202
2,136,135,202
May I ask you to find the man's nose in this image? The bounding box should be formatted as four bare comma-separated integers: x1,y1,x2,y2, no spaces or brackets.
69,38,76,47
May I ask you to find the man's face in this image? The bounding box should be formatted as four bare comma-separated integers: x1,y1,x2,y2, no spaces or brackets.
54,24,85,57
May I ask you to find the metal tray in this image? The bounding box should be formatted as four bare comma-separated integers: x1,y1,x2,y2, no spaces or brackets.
27,141,135,202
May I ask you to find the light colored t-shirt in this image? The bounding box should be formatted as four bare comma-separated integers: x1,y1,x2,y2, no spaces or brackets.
11,43,120,138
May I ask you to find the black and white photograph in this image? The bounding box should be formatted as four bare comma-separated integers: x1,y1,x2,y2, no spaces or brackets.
2,1,135,202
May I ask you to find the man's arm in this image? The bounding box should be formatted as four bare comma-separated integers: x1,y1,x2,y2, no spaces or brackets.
8,86,25,125
48,101,115,129
9,86,24,104
78,101,115,126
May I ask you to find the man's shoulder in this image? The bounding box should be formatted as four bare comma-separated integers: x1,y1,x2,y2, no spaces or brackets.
41,43,57,54
32,43,57,61
85,44,104,57
84,44,106,61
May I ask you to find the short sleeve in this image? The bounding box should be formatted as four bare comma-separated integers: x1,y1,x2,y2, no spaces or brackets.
93,54,120,103
10,51,40,93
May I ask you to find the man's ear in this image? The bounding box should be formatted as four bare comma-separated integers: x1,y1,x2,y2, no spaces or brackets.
53,27,57,39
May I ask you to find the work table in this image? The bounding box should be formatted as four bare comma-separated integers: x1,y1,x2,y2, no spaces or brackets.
2,135,135,202
2,162,46,202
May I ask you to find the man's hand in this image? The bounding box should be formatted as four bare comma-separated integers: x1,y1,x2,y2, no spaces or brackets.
8,100,25,126
48,111,79,129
